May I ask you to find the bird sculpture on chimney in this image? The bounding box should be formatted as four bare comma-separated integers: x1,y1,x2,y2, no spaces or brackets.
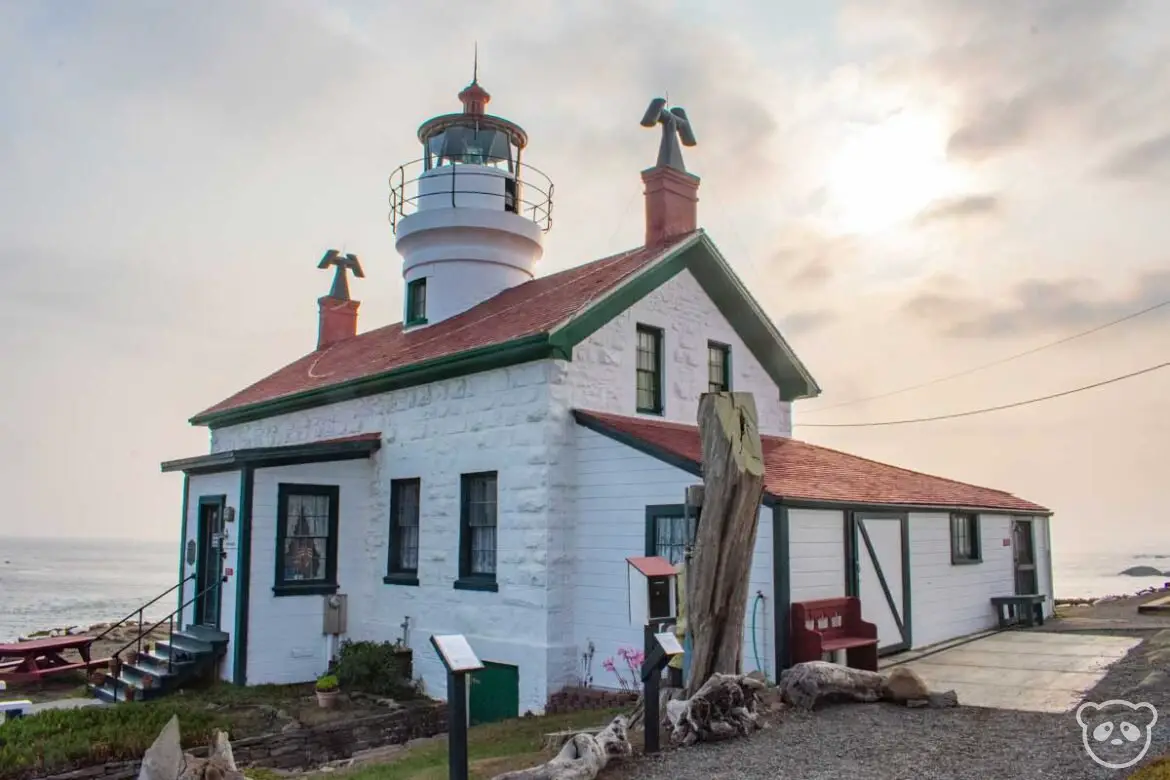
640,97,698,173
318,249,364,301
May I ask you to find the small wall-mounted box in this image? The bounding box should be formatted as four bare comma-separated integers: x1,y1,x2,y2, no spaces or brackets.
626,556,679,626
323,593,348,635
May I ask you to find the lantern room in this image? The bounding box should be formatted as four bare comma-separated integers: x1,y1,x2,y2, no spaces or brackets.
389,75,553,329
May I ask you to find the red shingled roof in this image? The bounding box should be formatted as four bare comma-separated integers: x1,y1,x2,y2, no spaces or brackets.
195,234,698,421
575,410,1050,513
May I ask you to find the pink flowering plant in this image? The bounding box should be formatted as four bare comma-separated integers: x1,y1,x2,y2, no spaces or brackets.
601,646,645,691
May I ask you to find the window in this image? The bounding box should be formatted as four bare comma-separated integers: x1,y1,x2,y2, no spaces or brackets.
645,505,697,566
406,278,427,325
950,512,982,564
707,342,730,392
386,479,421,586
274,484,339,595
636,325,663,414
457,472,498,591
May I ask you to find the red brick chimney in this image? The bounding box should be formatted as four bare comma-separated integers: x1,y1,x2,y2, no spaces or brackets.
642,166,700,247
317,296,360,350
316,249,364,350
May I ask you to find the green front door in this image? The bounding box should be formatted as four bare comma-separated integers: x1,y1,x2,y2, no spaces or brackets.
469,662,519,725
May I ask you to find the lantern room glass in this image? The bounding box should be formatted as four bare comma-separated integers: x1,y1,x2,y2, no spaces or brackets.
424,126,517,172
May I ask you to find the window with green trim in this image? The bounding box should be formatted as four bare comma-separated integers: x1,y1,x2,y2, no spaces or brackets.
707,342,730,392
387,479,420,583
405,278,427,325
950,512,981,564
636,325,663,414
458,472,498,588
645,504,696,566
274,483,339,595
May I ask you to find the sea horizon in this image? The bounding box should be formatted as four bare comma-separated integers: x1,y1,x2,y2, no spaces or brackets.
0,534,1167,642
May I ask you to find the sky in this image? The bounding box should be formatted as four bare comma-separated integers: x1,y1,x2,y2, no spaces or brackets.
1,0,1167,559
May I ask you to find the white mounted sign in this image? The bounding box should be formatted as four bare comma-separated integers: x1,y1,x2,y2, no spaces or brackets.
430,634,484,673
654,632,684,657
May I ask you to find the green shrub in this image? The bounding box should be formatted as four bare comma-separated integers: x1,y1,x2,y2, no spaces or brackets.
315,674,339,692
332,640,417,698
0,700,229,779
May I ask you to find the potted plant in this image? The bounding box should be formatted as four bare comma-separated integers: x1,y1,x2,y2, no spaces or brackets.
316,673,340,708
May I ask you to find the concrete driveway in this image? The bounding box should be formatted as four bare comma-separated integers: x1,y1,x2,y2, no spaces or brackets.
887,630,1142,713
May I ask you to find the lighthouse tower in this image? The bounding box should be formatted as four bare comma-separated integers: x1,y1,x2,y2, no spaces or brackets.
389,75,553,329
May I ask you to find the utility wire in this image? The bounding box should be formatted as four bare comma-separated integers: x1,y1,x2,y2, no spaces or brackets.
800,297,1170,415
795,358,1170,428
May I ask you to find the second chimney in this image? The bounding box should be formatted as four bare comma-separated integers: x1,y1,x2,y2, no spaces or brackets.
642,165,700,248
317,296,360,350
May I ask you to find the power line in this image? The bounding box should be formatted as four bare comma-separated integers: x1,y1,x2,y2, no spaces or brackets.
795,358,1170,428
800,297,1170,415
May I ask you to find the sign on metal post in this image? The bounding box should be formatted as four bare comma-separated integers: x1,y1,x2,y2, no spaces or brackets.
430,634,484,780
640,622,685,754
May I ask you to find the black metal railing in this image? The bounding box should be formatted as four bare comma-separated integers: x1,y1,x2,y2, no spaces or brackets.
93,574,195,646
105,575,225,702
388,157,554,235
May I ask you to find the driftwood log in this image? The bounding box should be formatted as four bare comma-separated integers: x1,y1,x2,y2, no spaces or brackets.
666,673,766,746
137,716,243,780
779,661,960,710
685,392,766,696
490,715,632,780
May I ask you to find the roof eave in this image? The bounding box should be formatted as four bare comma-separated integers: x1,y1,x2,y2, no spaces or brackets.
161,435,383,475
190,332,557,429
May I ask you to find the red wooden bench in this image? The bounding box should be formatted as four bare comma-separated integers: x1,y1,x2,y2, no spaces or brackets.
0,636,110,684
790,597,879,672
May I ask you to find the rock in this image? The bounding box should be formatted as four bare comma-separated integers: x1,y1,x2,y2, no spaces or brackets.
884,666,930,702
1120,566,1164,577
926,690,960,708
779,661,887,710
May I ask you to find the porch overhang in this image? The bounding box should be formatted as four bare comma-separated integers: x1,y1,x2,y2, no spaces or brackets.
160,433,382,475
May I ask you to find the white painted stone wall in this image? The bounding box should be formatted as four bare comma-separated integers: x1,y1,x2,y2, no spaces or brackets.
247,459,373,685
787,509,847,603
908,512,1052,648
570,426,776,686
212,362,563,712
566,268,793,437
182,471,242,682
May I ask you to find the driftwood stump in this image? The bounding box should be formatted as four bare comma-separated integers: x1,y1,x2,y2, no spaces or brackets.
666,673,766,746
779,661,960,710
685,392,766,696
490,715,631,780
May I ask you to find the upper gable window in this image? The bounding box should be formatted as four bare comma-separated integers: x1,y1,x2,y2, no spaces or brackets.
636,325,664,415
405,278,427,326
708,342,730,393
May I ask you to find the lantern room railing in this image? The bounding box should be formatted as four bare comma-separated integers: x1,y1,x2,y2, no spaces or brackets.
388,157,554,236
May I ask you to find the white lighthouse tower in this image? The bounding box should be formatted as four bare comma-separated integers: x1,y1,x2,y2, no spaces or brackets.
389,74,553,329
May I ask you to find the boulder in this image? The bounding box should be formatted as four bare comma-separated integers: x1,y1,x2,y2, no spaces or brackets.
884,666,930,702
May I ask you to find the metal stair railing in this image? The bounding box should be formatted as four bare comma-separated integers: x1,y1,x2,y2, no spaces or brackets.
106,575,227,702
92,573,196,646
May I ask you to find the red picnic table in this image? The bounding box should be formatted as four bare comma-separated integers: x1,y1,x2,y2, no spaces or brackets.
0,636,109,684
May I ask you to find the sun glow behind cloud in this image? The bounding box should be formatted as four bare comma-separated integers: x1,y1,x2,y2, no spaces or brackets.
825,109,967,234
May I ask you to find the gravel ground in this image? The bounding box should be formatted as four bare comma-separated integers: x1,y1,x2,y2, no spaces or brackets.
608,631,1170,780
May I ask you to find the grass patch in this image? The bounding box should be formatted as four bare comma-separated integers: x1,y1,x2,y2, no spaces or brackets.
0,682,313,779
343,708,631,780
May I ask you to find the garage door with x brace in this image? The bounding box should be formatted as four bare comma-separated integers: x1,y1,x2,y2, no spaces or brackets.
846,513,912,654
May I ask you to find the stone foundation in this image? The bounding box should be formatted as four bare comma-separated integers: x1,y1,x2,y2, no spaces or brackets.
39,701,447,780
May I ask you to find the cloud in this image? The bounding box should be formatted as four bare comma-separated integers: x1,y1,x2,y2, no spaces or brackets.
841,0,1170,163
767,227,860,291
1099,132,1170,181
914,193,1001,225
901,269,1170,337
779,308,838,336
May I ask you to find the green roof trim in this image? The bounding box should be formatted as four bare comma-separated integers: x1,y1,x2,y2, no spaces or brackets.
189,333,558,428
191,231,819,429
549,231,820,402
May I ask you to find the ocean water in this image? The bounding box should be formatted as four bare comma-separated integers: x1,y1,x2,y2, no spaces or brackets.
0,536,1166,642
0,536,177,642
